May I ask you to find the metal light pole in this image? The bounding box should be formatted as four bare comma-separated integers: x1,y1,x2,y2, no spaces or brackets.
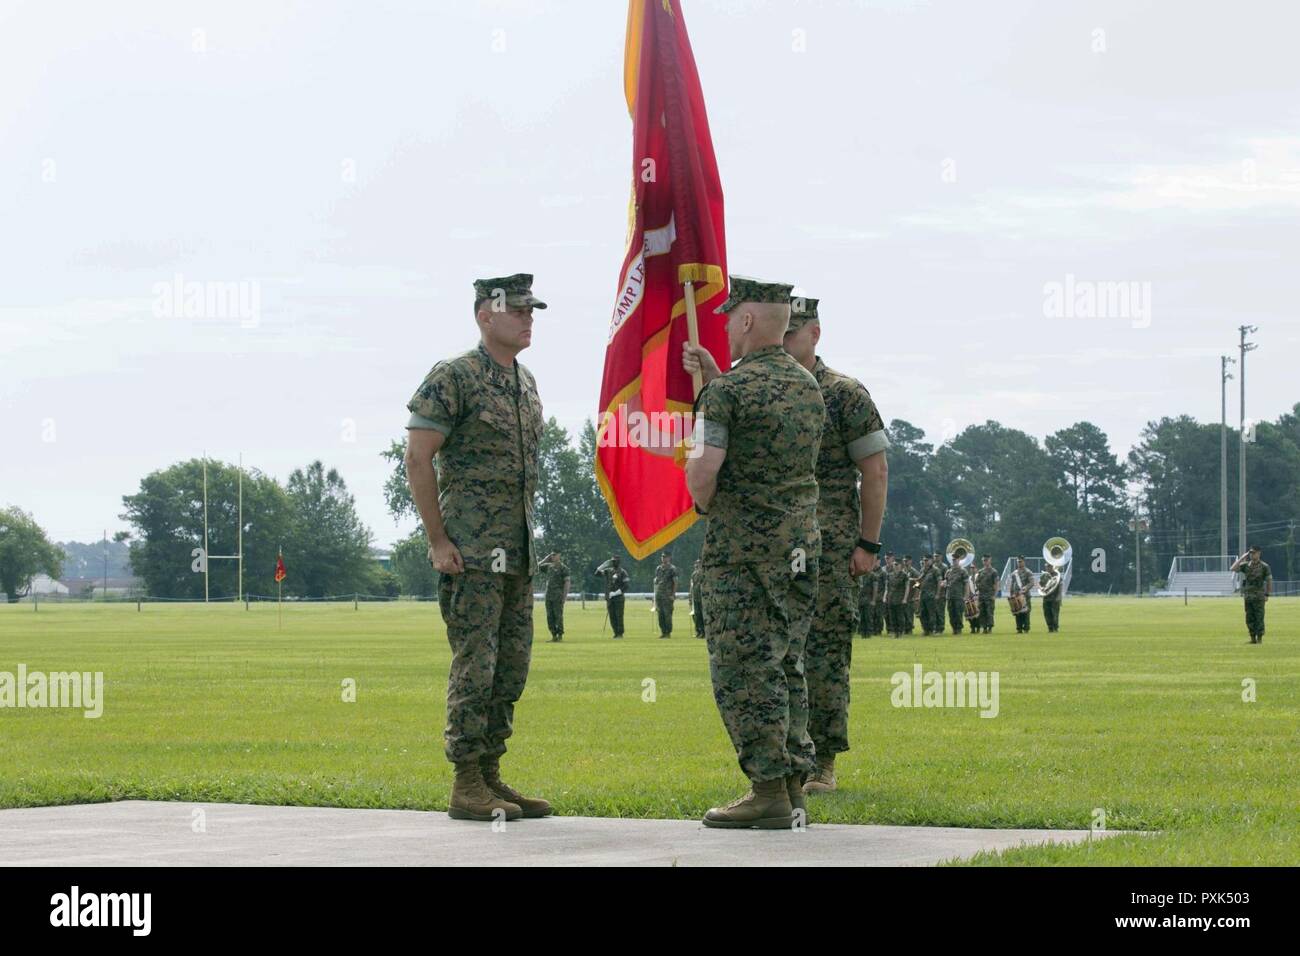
1221,355,1234,565
1238,326,1257,556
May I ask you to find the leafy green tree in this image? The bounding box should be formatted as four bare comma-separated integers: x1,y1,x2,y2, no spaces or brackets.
0,507,64,602
391,529,436,598
284,461,377,598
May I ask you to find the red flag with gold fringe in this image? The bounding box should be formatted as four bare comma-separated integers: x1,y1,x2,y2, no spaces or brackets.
596,0,728,560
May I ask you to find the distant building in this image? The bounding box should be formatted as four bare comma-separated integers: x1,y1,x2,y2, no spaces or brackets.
369,548,392,571
59,576,143,598
30,574,70,596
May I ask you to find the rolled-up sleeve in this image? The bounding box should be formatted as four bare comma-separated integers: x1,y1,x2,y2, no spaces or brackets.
844,382,889,462
406,362,459,436
693,380,734,449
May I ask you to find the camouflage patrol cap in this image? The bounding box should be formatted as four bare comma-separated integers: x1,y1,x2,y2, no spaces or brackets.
713,274,794,314
473,273,548,310
786,296,819,332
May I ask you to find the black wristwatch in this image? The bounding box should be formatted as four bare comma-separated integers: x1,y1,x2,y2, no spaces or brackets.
856,538,882,555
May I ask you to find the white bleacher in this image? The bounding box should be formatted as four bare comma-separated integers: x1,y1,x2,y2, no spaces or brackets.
1156,555,1238,597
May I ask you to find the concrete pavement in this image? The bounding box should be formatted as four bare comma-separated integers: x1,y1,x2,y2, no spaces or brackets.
0,800,1115,866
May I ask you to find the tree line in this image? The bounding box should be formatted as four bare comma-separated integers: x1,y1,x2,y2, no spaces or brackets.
3,402,1296,602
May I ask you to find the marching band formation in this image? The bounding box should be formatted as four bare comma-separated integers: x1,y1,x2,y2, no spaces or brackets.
856,537,1072,638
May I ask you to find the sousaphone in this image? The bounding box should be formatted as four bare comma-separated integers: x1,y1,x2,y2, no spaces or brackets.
1040,536,1072,597
946,538,980,620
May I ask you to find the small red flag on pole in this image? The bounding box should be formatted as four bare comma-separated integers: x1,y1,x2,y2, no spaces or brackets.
274,551,286,628
596,0,729,560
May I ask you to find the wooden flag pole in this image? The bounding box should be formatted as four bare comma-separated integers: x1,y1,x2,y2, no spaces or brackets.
683,280,703,398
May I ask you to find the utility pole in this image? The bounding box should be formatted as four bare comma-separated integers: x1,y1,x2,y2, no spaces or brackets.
1238,326,1257,557
102,528,108,600
1221,355,1234,566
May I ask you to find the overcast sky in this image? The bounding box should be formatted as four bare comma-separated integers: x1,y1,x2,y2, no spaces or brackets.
2,0,1298,549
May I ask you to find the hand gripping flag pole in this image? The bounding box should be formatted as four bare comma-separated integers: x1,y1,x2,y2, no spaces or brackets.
597,0,729,560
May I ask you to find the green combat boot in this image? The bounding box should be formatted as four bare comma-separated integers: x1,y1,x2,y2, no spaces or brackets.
449,762,522,822
702,778,793,829
802,754,837,794
481,758,552,818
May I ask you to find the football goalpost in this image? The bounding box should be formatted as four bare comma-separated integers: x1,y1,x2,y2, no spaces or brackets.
194,453,244,602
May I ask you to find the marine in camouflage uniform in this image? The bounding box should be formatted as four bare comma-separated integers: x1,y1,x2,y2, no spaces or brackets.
782,299,890,791
1038,567,1062,632
871,562,888,635
944,560,972,634
538,552,569,641
689,559,706,638
1232,547,1272,643
856,576,873,637
653,553,680,638
919,555,943,635
685,275,827,829
886,555,909,637
599,558,631,638
902,556,920,633
974,556,998,633
1009,558,1034,633
405,272,550,820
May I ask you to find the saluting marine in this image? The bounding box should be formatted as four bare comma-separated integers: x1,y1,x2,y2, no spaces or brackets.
405,272,551,823
597,556,631,639
538,551,570,642
1231,546,1272,644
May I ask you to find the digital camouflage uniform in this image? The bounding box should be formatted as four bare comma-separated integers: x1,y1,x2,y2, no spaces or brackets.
539,555,569,640
886,563,909,637
654,561,680,636
919,561,942,635
407,323,544,766
944,564,971,634
690,561,705,637
974,565,999,632
1009,566,1034,633
1238,557,1272,642
603,565,630,637
1038,569,1062,632
902,561,920,633
856,577,872,637
871,564,887,635
695,326,827,784
796,323,889,761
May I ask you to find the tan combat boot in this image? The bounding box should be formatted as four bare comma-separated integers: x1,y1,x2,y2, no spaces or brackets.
785,773,807,817
481,757,552,818
448,761,523,822
802,754,837,794
702,778,793,829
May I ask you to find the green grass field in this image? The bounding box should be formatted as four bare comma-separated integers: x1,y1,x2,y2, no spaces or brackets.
1,596,1295,865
